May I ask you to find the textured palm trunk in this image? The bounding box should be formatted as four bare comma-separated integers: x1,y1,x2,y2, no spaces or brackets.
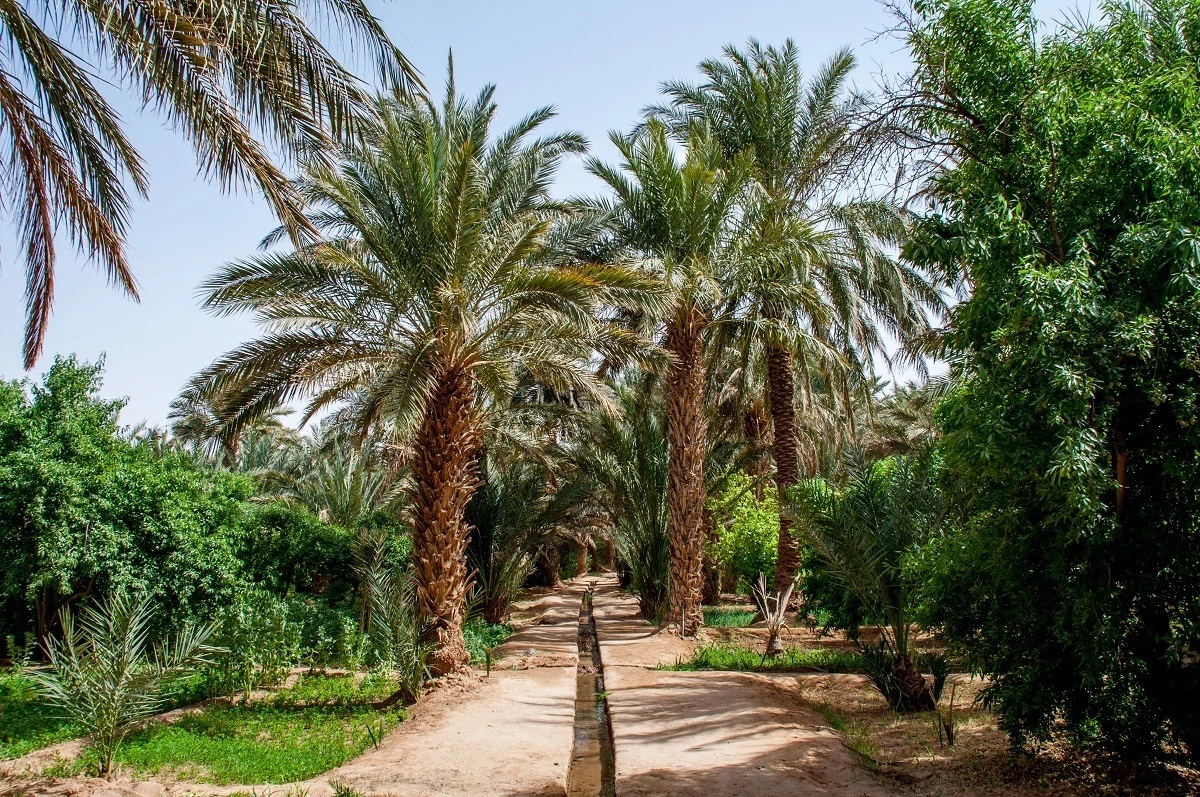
409,364,481,676
766,343,803,593
665,309,708,635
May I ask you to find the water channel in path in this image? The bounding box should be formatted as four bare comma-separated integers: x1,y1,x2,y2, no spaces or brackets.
566,584,616,797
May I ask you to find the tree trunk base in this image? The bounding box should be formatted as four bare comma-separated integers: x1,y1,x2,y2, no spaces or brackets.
426,624,470,677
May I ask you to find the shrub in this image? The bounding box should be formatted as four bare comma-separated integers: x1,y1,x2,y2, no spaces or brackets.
208,592,301,699
28,593,216,775
708,472,778,592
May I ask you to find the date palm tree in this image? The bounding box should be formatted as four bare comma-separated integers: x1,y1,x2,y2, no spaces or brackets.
583,121,753,633
2,0,418,368
188,64,657,673
653,40,945,590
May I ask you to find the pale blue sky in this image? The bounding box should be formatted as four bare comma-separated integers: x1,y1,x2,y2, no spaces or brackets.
0,0,1092,425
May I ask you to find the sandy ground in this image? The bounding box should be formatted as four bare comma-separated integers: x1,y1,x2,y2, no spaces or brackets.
591,578,896,797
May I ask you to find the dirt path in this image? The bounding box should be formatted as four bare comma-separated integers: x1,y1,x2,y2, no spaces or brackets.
591,578,895,797
308,580,591,797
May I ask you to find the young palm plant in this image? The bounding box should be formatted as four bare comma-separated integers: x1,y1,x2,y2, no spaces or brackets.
188,63,658,674
465,456,575,624
584,121,754,633
29,593,217,776
654,40,946,591
791,452,940,711
561,381,672,618
1,0,419,367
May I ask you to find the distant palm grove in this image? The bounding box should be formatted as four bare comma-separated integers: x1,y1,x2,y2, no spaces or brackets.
2,0,1199,791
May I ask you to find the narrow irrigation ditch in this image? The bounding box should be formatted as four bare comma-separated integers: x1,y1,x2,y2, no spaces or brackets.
566,583,616,797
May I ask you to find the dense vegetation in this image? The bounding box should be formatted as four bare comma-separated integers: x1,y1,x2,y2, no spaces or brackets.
2,0,1198,783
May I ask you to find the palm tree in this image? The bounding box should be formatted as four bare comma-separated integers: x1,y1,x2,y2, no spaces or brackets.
2,0,418,368
584,121,753,633
653,40,945,590
188,64,657,673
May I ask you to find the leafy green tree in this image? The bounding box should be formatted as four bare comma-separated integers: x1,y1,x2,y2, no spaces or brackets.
189,63,657,673
1,0,417,367
898,0,1200,757
0,357,249,647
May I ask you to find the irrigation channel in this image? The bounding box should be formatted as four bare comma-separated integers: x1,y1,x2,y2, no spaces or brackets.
566,584,616,797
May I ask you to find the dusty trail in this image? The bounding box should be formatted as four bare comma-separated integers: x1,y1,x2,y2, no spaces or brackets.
591,577,894,797
311,581,591,797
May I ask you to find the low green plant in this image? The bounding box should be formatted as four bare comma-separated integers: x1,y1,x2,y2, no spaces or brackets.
816,703,878,769
701,607,756,628
0,672,79,760
360,556,428,704
28,593,217,775
934,683,959,748
463,619,514,666
208,592,301,701
662,644,861,673
110,701,403,783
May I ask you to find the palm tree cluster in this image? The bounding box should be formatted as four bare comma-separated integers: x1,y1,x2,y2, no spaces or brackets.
12,35,945,674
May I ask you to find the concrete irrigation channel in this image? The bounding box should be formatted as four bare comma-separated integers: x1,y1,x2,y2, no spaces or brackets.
567,584,617,797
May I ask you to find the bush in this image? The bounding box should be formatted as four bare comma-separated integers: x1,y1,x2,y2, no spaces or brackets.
708,472,778,592
208,592,301,699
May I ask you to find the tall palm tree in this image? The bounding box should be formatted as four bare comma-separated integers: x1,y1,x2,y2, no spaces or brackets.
188,64,657,673
2,0,418,368
653,40,945,590
584,121,753,633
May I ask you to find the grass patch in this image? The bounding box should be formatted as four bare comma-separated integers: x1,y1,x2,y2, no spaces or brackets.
816,701,878,769
702,607,757,627
277,672,396,706
109,676,403,784
0,672,78,760
463,619,514,665
661,644,863,673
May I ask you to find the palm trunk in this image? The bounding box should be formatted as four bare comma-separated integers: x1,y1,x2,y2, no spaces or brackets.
766,343,802,592
409,364,481,676
665,309,707,635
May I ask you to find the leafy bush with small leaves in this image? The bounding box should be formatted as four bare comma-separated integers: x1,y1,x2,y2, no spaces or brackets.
208,592,301,700
708,473,778,592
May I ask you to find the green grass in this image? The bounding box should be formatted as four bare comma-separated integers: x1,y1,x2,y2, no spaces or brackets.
0,672,78,760
463,619,514,665
661,644,863,673
702,607,757,627
108,675,404,784
815,702,878,769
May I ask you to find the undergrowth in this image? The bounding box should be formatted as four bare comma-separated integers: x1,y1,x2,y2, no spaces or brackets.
661,644,862,673
463,619,513,665
702,607,757,628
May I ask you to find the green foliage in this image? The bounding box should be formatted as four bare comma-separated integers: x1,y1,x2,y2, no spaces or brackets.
358,555,428,703
708,472,778,591
110,701,402,784
563,384,671,618
792,453,942,710
902,0,1200,757
0,672,78,760
0,357,251,642
663,644,861,673
701,607,756,628
462,620,514,666
208,592,301,700
233,503,356,602
466,459,567,624
28,594,216,775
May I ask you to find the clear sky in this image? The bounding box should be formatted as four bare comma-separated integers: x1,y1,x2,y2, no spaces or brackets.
0,0,1093,425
